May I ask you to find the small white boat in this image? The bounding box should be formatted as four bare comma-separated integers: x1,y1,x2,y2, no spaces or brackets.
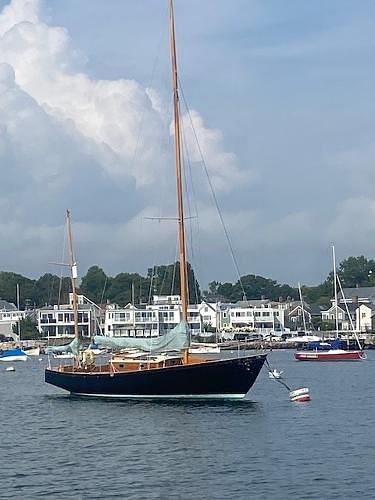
52,352,75,359
268,369,283,379
24,346,41,356
189,343,221,354
6,366,16,372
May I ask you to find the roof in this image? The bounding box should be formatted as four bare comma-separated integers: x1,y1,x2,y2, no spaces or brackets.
236,299,270,308
0,299,17,311
358,303,375,311
338,287,375,302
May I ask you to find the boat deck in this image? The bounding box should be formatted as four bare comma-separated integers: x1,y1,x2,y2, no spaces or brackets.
50,353,212,375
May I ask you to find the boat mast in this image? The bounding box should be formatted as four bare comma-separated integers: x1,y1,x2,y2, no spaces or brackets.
169,0,188,322
298,282,307,333
332,245,339,338
66,210,80,341
16,283,21,342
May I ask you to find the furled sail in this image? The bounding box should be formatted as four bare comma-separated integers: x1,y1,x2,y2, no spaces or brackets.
94,320,190,353
45,337,81,356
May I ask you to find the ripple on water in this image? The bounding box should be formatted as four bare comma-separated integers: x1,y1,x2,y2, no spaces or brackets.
0,352,374,499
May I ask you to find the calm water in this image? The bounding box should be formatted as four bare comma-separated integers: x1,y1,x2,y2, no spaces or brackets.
0,350,374,499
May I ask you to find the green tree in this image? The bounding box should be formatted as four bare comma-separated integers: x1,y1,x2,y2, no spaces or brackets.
80,266,108,304
12,317,41,340
147,262,201,303
215,275,298,302
337,256,375,287
34,273,71,306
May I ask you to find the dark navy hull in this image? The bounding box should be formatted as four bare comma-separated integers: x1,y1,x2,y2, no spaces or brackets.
45,354,266,399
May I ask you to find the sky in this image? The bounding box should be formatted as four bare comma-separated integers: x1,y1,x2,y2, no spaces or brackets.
0,0,375,288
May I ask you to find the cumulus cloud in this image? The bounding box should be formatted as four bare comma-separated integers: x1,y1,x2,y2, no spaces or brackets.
0,0,247,280
180,110,251,192
0,0,243,188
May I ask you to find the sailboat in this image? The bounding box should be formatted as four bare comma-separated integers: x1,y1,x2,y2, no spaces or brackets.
295,246,365,361
0,347,28,362
45,0,266,399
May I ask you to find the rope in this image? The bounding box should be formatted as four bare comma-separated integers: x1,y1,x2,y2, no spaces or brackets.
265,358,291,391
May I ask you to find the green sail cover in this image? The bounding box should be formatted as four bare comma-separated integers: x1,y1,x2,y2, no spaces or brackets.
45,337,81,356
94,320,190,353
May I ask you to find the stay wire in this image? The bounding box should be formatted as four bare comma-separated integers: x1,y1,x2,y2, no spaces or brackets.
181,124,200,304
179,81,248,302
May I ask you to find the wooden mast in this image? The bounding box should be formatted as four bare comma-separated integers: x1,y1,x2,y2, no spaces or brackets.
169,0,189,322
66,209,80,341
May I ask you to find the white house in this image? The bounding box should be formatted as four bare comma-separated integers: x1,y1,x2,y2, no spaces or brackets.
356,303,375,332
227,301,286,334
321,303,357,331
37,294,101,338
0,299,26,339
104,295,202,338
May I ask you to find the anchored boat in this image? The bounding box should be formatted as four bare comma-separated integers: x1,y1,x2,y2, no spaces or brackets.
295,246,365,362
0,347,28,362
45,1,266,399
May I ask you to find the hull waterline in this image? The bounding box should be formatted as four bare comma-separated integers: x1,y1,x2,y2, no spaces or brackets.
45,354,266,400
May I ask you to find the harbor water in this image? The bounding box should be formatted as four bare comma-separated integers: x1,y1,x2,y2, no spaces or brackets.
0,350,374,499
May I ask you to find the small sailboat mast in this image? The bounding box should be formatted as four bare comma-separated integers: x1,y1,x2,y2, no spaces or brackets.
169,0,189,322
298,282,307,333
66,209,80,341
332,245,339,338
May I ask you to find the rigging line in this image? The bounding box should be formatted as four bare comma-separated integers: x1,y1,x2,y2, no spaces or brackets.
159,264,168,296
180,124,197,304
171,236,179,295
181,127,194,303
148,265,156,305
128,27,165,176
100,275,108,306
179,82,248,302
58,217,67,307
336,275,362,350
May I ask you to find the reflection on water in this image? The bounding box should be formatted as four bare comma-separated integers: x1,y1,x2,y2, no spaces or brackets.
0,350,374,499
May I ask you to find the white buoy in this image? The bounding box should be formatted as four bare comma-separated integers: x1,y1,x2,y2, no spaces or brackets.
269,369,283,379
6,366,16,372
289,387,310,402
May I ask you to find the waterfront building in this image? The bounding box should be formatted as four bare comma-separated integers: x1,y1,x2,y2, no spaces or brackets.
356,303,375,332
321,303,357,331
0,299,26,340
104,295,202,338
37,294,102,338
226,300,286,335
287,301,324,330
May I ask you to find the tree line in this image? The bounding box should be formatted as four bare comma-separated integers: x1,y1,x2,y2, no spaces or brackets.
1,256,374,308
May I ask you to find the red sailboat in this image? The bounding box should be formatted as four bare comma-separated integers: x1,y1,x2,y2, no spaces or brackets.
295,246,365,361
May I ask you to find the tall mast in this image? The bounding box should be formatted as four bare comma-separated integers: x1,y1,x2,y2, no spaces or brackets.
16,283,21,342
298,282,307,333
169,0,188,322
332,245,339,338
66,210,80,340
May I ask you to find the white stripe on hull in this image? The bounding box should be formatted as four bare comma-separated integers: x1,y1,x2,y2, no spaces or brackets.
71,392,246,400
